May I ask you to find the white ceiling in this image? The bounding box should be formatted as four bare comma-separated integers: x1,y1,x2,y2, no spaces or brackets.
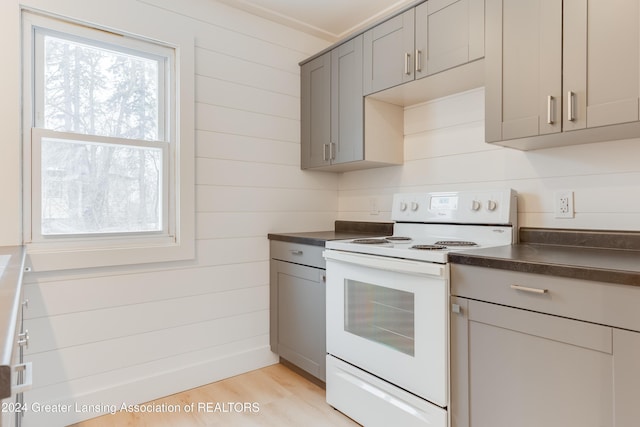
217,0,417,41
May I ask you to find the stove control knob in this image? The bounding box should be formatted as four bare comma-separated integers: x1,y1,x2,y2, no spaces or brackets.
471,200,481,211
411,202,419,211
487,200,497,211
400,202,408,211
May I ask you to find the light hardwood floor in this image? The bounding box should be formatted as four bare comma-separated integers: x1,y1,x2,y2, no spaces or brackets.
69,363,359,426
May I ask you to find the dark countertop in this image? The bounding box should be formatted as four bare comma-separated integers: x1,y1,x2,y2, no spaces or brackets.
268,220,394,247
449,228,640,286
0,246,26,399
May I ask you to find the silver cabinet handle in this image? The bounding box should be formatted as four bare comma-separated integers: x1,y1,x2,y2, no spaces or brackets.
567,91,575,122
547,95,554,124
510,284,548,294
451,303,461,314
18,330,29,349
329,142,335,160
415,49,422,73
404,52,411,75
289,250,303,256
322,144,328,161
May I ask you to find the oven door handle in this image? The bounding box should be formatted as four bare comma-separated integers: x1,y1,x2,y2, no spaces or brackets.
323,250,444,278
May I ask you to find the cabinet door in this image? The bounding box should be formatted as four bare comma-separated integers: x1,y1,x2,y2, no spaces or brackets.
485,0,562,142
331,35,364,164
564,0,640,131
300,52,330,169
451,297,615,427
272,260,326,381
613,328,640,426
363,9,415,95
414,0,484,78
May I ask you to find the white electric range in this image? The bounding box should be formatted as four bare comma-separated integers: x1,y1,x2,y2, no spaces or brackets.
324,189,517,427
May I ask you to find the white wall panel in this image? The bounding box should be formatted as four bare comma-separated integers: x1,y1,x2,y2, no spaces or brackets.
196,186,337,212
195,47,299,97
197,212,336,239
196,131,300,165
12,0,335,425
196,158,337,189
196,75,299,120
23,262,267,318
196,103,299,142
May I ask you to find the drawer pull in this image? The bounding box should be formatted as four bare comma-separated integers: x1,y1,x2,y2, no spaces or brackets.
510,284,548,294
290,250,303,256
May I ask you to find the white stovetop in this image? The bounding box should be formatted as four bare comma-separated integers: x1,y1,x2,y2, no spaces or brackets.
325,223,515,263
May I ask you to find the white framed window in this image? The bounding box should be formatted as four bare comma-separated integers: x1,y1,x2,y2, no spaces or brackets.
22,10,195,270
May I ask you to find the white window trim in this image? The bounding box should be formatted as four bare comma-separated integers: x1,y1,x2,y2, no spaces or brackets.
21,9,195,272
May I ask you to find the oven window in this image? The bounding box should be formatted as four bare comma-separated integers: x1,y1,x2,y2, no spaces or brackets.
344,280,415,356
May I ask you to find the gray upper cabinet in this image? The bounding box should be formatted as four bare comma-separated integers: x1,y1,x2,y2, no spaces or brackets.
301,36,364,169
331,36,364,165
300,52,331,169
364,0,484,96
486,0,640,150
484,0,562,143
363,9,415,95
415,0,485,78
563,0,640,131
301,34,403,172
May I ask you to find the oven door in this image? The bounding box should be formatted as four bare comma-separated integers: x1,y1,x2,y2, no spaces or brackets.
324,249,448,408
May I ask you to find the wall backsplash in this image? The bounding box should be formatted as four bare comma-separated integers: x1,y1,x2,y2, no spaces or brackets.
338,87,640,231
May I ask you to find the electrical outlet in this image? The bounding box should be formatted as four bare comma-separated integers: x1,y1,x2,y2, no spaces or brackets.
554,191,574,218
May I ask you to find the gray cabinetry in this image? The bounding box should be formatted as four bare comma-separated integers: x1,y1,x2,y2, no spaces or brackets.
301,36,363,169
363,9,415,95
450,264,640,427
301,52,330,169
486,0,640,149
301,35,403,172
269,241,326,381
330,36,364,165
364,0,484,95
484,0,562,142
414,0,484,78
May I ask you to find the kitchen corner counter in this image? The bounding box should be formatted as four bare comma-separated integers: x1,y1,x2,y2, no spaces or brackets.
0,246,26,399
268,220,394,247
449,228,640,286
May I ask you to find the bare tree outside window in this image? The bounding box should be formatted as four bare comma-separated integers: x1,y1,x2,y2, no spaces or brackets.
40,35,164,235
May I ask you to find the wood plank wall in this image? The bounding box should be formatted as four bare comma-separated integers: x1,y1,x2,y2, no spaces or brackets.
18,0,336,425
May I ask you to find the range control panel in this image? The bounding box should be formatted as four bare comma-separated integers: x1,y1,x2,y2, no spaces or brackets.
392,189,517,225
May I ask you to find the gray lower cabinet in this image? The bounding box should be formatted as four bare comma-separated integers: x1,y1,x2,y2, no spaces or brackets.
450,264,640,427
269,241,326,381
486,0,640,150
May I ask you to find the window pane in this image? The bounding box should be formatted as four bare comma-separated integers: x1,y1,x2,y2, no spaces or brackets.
41,137,162,235
43,34,160,141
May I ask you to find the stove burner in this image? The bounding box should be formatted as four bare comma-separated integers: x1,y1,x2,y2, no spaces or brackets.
410,244,447,250
435,240,478,247
385,236,412,242
351,238,389,245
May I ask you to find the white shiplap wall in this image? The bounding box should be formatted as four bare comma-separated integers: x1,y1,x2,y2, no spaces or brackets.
338,87,640,230
16,0,337,425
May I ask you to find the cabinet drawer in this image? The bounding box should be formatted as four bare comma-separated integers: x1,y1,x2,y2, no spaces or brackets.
270,241,326,269
451,264,640,332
